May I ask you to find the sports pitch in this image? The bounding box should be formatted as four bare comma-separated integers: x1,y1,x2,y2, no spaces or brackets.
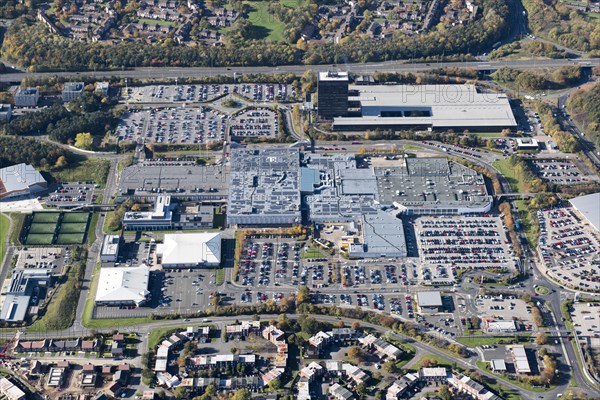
23,212,91,245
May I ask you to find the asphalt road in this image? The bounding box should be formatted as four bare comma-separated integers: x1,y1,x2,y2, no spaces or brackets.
1,58,599,83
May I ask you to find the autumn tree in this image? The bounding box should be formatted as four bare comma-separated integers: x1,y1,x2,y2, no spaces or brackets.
74,132,93,150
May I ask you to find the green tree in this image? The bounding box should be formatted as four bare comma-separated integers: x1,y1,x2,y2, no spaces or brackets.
296,285,310,304
268,378,281,391
232,388,251,400
439,385,452,400
173,386,187,399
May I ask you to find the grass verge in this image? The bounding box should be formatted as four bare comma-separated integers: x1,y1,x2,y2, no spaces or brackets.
0,214,9,265
456,334,530,347
86,212,99,245
215,267,225,286
29,261,84,331
492,159,522,192
7,213,25,245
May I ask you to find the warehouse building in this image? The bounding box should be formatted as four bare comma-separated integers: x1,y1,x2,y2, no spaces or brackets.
331,84,517,132
117,162,229,202
94,265,150,306
374,158,493,215
156,232,221,268
347,211,407,258
0,163,47,200
100,235,120,263
228,148,301,226
0,269,51,323
417,291,443,313
569,192,600,232
0,377,26,400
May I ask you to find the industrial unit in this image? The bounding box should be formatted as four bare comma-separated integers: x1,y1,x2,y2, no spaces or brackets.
331,83,517,132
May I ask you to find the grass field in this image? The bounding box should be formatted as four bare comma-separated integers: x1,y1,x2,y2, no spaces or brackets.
215,267,225,286
58,223,88,234
28,223,57,234
25,234,54,245
56,233,85,245
32,213,60,224
492,159,523,192
302,247,326,259
62,213,90,223
244,1,286,41
0,214,9,265
52,158,110,186
280,0,305,6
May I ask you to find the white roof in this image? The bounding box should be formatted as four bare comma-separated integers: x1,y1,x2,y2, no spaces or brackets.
336,84,517,128
0,163,46,194
95,265,150,304
158,232,221,266
570,193,600,232
417,291,443,307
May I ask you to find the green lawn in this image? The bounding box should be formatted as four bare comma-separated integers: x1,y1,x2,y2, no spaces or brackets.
515,199,539,249
535,286,549,295
244,1,286,41
137,18,176,27
456,335,530,347
0,214,9,265
302,247,326,259
215,267,225,286
403,144,423,151
492,159,523,192
585,12,600,20
409,354,454,371
87,212,99,245
280,0,305,7
52,158,110,186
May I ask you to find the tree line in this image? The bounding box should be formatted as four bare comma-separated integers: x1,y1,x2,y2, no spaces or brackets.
567,83,600,149
522,0,600,55
0,136,69,170
1,94,119,146
2,0,510,71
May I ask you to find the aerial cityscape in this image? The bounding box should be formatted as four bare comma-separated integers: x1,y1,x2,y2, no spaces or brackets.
0,0,599,399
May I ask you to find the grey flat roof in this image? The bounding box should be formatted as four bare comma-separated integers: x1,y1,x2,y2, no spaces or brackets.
335,84,516,128
228,148,301,221
352,211,407,257
0,163,46,194
417,291,443,307
119,162,229,199
375,158,492,212
569,193,600,232
304,154,379,221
